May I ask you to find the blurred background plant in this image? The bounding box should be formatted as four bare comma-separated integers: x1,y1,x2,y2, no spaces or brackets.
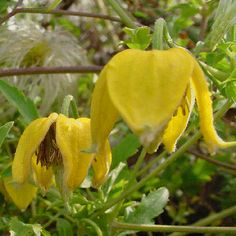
0,0,236,235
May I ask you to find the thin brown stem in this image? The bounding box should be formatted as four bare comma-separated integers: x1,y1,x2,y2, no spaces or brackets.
0,7,121,25
0,65,102,77
189,150,236,171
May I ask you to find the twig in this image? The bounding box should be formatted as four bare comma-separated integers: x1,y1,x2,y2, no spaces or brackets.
0,7,121,25
189,150,236,171
0,0,23,24
0,65,102,77
112,221,236,234
169,204,236,236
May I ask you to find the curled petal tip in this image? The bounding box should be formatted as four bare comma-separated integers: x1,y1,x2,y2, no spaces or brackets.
3,177,37,210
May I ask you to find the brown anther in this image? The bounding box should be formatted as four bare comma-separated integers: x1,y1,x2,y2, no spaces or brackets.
36,123,63,168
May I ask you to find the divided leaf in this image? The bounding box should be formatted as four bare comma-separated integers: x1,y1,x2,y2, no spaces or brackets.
125,187,169,224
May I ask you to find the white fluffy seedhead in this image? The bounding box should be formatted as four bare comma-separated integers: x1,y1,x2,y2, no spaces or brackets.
0,21,87,116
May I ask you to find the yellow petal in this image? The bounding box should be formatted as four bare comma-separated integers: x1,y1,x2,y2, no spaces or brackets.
3,176,37,210
191,60,236,153
105,48,194,150
91,68,119,150
56,115,94,191
92,141,112,188
163,84,195,152
32,155,54,192
12,113,58,184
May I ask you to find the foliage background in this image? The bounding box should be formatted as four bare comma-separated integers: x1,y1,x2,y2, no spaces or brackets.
0,0,236,235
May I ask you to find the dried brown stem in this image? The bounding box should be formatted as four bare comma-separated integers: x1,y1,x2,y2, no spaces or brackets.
0,7,121,25
0,66,102,77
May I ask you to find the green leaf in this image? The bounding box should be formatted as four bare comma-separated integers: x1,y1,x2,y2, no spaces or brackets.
0,121,13,148
0,0,13,14
223,80,236,101
9,217,45,236
125,187,169,224
222,68,236,101
102,162,126,198
123,26,152,50
47,0,62,11
56,218,73,236
0,80,39,123
111,133,140,169
56,18,81,37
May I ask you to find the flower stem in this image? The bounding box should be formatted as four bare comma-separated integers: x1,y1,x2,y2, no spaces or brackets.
112,221,236,234
105,0,136,28
152,18,165,50
169,204,236,236
137,150,167,177
152,18,175,50
61,95,79,118
130,147,147,180
81,219,103,236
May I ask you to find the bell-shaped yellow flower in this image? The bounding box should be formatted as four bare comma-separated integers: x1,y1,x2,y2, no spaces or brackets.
91,48,236,154
12,113,111,196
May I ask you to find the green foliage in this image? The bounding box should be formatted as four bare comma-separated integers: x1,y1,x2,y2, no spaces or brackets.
47,0,62,11
9,218,49,236
0,121,13,148
111,133,140,169
56,218,73,236
123,27,152,50
0,0,236,235
0,0,14,14
0,80,39,123
125,187,169,224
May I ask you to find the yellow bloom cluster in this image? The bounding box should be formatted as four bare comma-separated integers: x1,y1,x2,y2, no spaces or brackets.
6,47,235,210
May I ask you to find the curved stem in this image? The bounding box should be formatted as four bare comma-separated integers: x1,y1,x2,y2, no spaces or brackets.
81,219,103,236
105,0,136,28
61,95,74,116
152,18,165,50
152,18,175,49
131,147,147,180
61,95,79,118
112,221,236,234
137,150,167,177
169,204,236,236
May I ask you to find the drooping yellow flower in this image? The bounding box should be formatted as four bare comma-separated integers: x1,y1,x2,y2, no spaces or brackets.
12,113,111,198
91,48,236,154
2,176,37,210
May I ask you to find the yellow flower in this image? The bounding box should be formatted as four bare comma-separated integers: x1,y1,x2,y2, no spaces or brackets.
91,48,236,154
1,176,37,210
12,113,111,202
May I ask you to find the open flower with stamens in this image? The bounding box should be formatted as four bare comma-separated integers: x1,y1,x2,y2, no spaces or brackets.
91,48,236,154
11,113,111,208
